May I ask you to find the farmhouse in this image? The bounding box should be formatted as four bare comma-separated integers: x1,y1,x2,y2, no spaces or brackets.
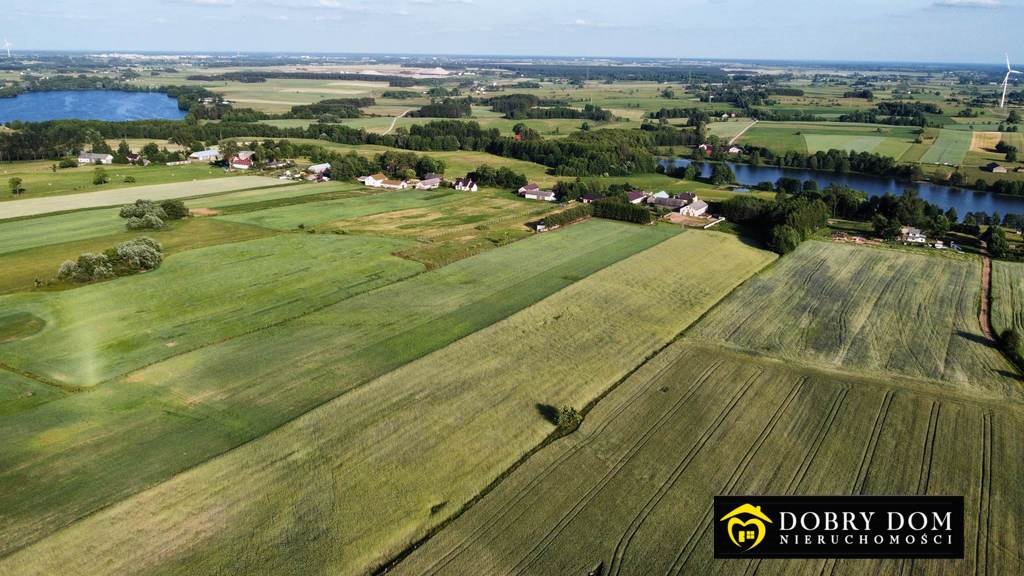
679,198,709,217
77,152,114,165
307,163,331,175
986,162,1008,174
189,148,222,163
379,179,408,190
520,188,556,201
230,151,255,170
728,146,743,154
627,190,649,204
698,143,713,153
649,196,689,210
519,183,541,194
454,177,478,192
900,226,927,244
362,173,388,187
580,193,605,204
416,177,442,190
125,153,142,164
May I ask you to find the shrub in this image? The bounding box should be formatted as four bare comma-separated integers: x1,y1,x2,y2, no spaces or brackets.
119,199,167,219
159,199,189,220
93,167,109,185
999,329,1024,367
58,158,78,169
556,406,583,434
123,176,136,184
127,214,165,230
56,238,163,283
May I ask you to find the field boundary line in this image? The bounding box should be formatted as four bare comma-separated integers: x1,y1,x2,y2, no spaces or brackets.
0,362,82,394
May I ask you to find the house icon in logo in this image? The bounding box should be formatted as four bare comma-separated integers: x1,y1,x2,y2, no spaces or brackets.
720,503,773,551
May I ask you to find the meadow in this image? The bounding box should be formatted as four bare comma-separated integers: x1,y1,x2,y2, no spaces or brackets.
0,219,681,561
692,241,1020,397
0,161,233,202
0,234,423,386
0,231,776,576
0,175,280,219
919,128,973,166
395,340,1023,576
734,121,920,157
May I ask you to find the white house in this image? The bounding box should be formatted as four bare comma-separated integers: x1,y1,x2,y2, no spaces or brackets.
900,226,927,244
381,179,409,190
653,191,671,199
728,146,743,155
362,173,388,187
626,190,648,204
455,177,478,192
189,148,222,163
230,151,255,170
77,153,113,165
520,188,556,202
416,177,442,190
679,198,709,217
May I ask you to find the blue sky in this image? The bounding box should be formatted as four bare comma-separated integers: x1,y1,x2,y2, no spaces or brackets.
1,0,1020,63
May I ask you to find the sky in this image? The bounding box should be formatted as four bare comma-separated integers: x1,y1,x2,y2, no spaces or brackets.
1,0,1021,64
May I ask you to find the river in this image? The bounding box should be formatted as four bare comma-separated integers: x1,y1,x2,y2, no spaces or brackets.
661,158,1024,216
0,90,187,123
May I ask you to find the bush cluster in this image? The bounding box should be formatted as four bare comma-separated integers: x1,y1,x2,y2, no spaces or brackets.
119,199,188,230
57,237,164,283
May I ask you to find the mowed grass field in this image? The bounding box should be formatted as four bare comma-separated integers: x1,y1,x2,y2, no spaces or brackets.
0,231,776,576
692,241,1020,397
0,220,682,562
919,128,973,165
0,234,423,387
735,121,919,157
0,161,232,202
396,340,1024,576
0,175,281,219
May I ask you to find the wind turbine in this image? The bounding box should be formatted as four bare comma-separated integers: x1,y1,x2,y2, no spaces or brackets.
1001,53,1021,109
2,38,10,59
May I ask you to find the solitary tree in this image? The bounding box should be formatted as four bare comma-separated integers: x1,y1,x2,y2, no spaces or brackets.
8,177,24,195
92,167,109,186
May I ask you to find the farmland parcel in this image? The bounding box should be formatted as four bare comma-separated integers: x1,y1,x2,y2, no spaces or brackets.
0,231,775,576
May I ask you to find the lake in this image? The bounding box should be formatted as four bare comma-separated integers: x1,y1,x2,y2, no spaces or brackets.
662,158,1024,217
0,90,187,123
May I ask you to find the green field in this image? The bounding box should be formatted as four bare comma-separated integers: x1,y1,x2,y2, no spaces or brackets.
0,161,236,203
0,234,423,386
919,128,973,165
395,339,1023,576
0,219,683,563
992,260,1024,349
0,176,282,220
216,187,465,230
692,241,1019,396
0,230,775,576
736,122,920,157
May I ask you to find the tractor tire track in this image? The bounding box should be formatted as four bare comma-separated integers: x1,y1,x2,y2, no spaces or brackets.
603,369,762,576
420,356,717,576
503,361,727,576
853,390,894,495
663,378,807,576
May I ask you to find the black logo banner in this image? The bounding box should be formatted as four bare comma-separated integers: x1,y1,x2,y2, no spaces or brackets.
714,496,964,559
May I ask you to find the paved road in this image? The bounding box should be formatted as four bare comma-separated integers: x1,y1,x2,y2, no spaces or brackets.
0,176,280,220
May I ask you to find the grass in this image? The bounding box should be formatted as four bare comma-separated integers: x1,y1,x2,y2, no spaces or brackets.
394,340,1024,576
0,369,65,418
991,260,1024,347
735,121,920,157
1,176,283,220
692,241,1020,396
919,128,973,166
0,231,776,576
317,188,563,269
0,219,682,563
0,161,234,202
0,216,277,295
0,234,424,386
215,187,466,230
